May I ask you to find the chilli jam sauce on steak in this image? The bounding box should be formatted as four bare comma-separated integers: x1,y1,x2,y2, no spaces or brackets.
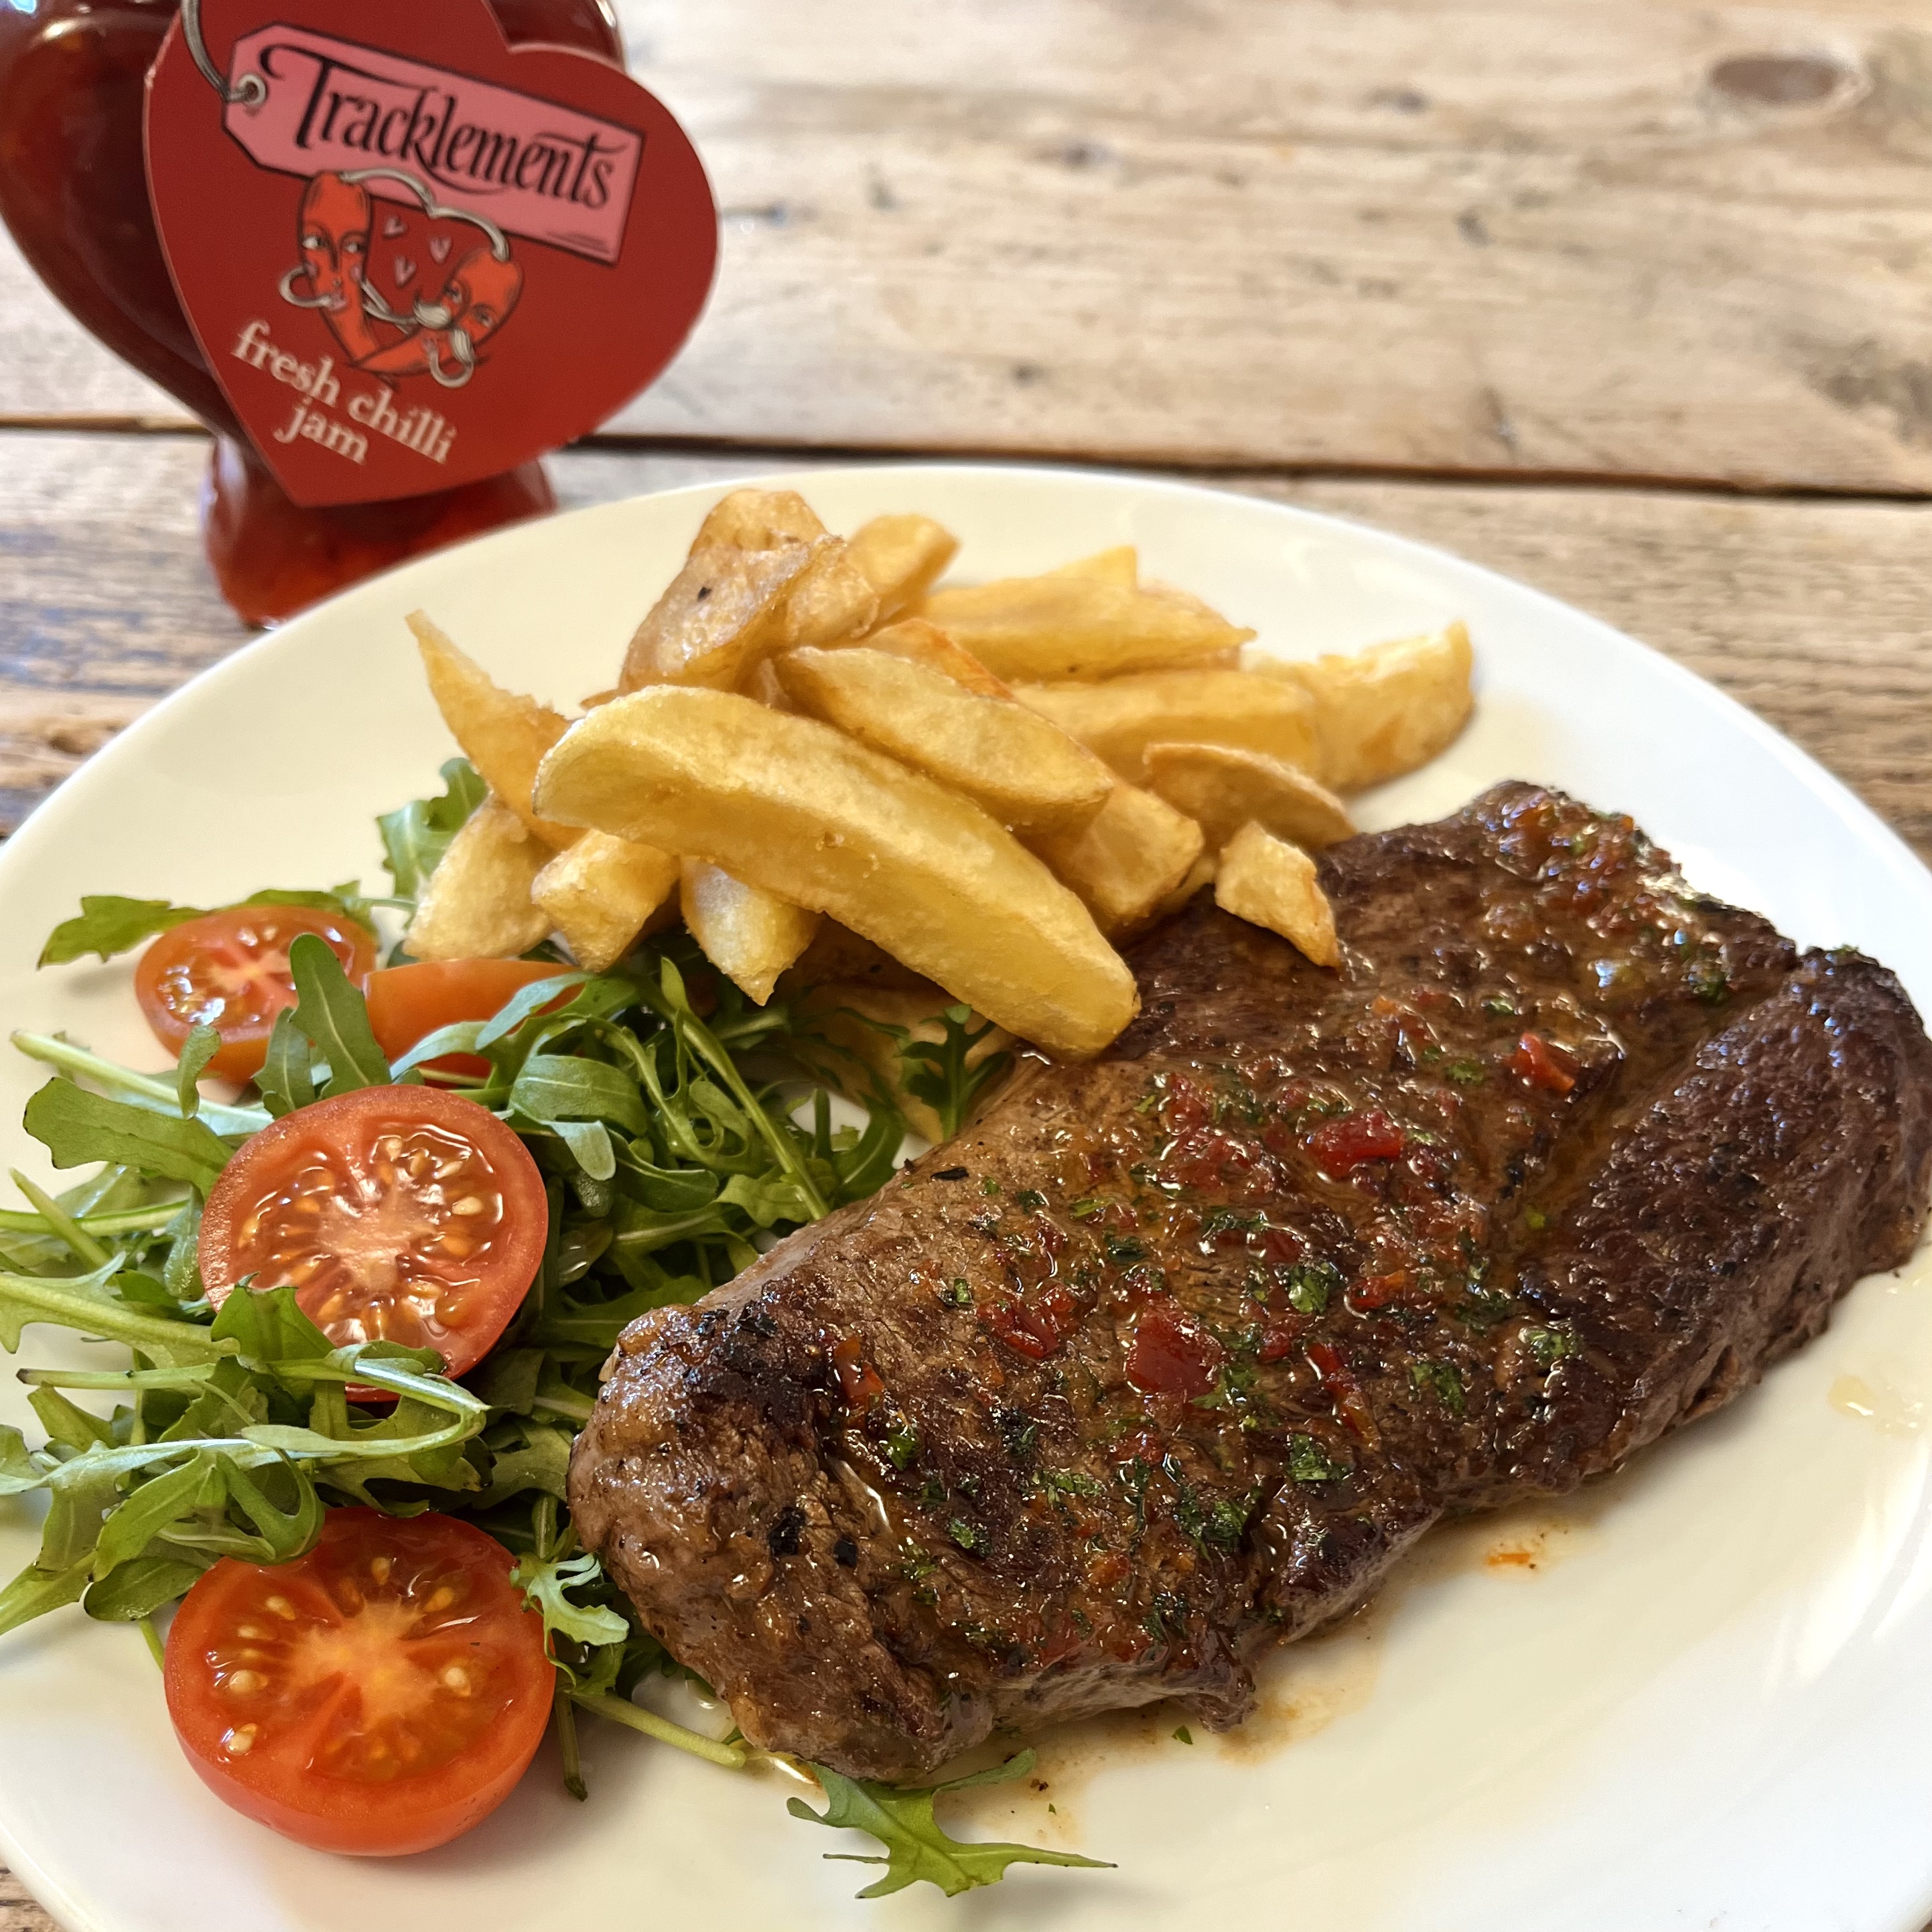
568,782,1932,1781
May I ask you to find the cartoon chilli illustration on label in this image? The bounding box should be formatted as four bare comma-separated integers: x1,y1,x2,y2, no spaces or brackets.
145,0,717,508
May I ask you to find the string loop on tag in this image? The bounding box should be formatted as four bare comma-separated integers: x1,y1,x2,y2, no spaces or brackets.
179,0,267,109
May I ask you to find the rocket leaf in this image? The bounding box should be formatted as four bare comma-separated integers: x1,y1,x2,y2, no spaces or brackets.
788,1750,1111,1899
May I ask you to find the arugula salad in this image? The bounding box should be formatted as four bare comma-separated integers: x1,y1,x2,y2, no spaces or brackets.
0,758,1104,1899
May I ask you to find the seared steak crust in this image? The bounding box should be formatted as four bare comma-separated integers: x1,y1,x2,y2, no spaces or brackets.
569,783,1932,1779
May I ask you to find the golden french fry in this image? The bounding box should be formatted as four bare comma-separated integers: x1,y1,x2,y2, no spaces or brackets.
1254,621,1474,792
404,799,553,961
795,981,1013,1142
859,619,1011,699
531,829,680,974
915,571,1253,681
1013,668,1320,785
1027,780,1204,938
680,861,821,1005
845,514,959,624
1215,823,1339,967
534,688,1137,1057
695,488,829,551
409,613,577,849
1048,545,1136,588
1142,742,1354,853
776,544,880,649
774,646,1111,834
744,658,793,711
619,537,823,694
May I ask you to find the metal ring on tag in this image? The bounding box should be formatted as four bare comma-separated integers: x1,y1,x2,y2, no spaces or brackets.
178,0,268,108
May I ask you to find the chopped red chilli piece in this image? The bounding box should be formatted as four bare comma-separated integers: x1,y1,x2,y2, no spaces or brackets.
1352,1267,1413,1311
1307,1339,1382,1448
1125,1301,1223,1399
987,1282,1079,1361
1308,1109,1406,1176
829,1334,885,1410
1257,1316,1306,1363
1508,1031,1576,1095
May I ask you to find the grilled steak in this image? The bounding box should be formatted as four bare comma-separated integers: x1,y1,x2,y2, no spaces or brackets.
569,782,1932,1781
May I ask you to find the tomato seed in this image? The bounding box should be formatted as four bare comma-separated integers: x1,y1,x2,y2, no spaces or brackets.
222,1725,257,1755
370,1556,391,1585
226,1669,266,1694
265,1596,295,1619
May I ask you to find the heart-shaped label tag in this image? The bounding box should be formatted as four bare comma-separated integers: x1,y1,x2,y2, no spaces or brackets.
145,1,716,508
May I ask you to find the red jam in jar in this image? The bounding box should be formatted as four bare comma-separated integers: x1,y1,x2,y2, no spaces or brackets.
0,0,624,624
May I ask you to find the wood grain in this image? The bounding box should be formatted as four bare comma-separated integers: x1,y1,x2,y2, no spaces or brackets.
1,429,1927,854
0,1864,54,1932
11,3,1932,486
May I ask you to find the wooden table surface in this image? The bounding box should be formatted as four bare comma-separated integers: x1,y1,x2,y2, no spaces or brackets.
3,1,1931,1924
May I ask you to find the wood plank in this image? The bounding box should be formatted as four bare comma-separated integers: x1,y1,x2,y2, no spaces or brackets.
1,429,1928,855
10,1,1932,486
0,1869,55,1932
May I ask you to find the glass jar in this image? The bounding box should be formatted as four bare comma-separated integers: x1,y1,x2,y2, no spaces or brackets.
0,0,625,624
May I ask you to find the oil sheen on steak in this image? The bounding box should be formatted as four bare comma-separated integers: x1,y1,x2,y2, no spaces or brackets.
569,783,1932,1780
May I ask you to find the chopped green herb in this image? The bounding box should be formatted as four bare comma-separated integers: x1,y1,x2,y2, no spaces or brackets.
1409,1358,1466,1416
938,1278,973,1308
1104,1233,1147,1265
1289,1434,1351,1484
995,1407,1037,1463
1036,1467,1104,1501
1284,1260,1339,1316
1522,1206,1548,1232
947,1518,986,1555
1172,1725,1194,1745
1481,994,1519,1020
981,1178,1002,1196
884,1419,922,1470
1013,1188,1046,1213
1445,1060,1487,1087
1523,1323,1579,1369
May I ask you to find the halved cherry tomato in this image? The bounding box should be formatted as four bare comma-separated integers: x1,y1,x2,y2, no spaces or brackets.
199,1086,547,1375
136,906,376,1083
364,959,571,1079
164,1508,551,1855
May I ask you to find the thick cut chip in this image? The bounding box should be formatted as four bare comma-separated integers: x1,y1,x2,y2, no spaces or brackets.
1026,781,1204,938
845,514,959,624
410,614,577,849
778,544,880,650
859,618,1011,699
1215,823,1340,967
914,571,1253,681
1013,668,1320,785
531,830,680,974
774,646,1111,834
619,537,823,694
534,688,1137,1057
1048,545,1137,588
680,862,821,1005
1253,621,1474,792
1142,742,1354,853
795,981,1014,1143
695,488,828,551
405,799,553,961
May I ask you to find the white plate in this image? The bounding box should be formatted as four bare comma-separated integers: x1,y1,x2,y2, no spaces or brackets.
3,465,1931,1932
